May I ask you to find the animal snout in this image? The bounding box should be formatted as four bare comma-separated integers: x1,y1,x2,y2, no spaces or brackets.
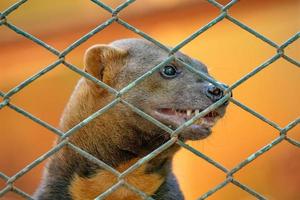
205,84,224,102
205,83,233,105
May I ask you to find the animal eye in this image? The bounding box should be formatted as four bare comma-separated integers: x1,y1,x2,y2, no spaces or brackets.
161,65,178,78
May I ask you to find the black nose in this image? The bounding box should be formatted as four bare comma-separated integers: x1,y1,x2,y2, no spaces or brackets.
205,84,224,102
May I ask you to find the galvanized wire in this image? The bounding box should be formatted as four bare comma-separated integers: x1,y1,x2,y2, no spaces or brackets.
0,0,299,199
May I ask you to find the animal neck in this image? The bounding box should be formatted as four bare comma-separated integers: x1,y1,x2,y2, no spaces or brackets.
36,79,181,200
58,79,178,166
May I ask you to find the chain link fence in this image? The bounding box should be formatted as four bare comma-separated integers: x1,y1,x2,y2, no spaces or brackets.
0,0,299,199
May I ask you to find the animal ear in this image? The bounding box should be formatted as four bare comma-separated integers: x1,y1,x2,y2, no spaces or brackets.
84,44,128,86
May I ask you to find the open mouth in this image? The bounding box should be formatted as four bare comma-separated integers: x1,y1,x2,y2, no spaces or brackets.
153,108,221,140
156,108,219,127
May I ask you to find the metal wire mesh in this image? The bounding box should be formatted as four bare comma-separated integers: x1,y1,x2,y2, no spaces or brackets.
0,0,299,199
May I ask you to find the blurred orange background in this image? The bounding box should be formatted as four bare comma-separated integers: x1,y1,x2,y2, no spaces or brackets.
0,0,299,199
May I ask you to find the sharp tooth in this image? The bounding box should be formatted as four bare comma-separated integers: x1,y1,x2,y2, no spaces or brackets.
187,110,192,116
195,109,199,115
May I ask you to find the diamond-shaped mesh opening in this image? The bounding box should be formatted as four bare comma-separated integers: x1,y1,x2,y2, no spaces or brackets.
0,31,57,90
173,147,226,199
234,58,300,127
65,22,150,64
3,0,111,49
236,140,300,200
0,0,299,199
228,0,300,43
180,19,276,86
119,0,220,47
8,63,81,126
0,106,55,175
183,103,279,170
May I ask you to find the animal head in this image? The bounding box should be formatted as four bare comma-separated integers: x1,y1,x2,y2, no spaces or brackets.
81,38,229,141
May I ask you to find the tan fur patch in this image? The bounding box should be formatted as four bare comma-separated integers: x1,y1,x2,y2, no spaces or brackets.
84,44,128,88
69,158,164,200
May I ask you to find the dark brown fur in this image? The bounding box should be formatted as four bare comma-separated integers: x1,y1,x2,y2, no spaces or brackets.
35,38,228,200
